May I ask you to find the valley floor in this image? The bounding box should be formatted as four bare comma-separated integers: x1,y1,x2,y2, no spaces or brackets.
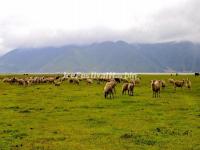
0,75,200,150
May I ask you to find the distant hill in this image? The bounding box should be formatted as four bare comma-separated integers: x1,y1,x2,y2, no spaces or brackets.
0,41,200,73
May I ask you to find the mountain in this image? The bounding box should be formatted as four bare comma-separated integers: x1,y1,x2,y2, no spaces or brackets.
0,41,200,73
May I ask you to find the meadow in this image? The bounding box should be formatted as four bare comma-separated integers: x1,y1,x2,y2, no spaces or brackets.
0,74,200,150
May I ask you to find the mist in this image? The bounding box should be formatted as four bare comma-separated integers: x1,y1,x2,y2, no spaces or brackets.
0,0,199,55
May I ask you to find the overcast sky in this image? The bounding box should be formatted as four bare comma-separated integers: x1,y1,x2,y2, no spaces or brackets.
0,0,199,54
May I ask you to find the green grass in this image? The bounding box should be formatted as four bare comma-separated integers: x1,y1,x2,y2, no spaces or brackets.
0,74,200,150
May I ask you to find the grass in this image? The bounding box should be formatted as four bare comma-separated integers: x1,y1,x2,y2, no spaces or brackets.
0,74,200,149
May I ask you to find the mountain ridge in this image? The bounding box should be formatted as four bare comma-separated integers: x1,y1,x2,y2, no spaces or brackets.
0,41,200,73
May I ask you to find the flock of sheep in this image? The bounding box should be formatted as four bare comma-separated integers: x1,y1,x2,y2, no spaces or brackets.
2,76,59,86
1,74,192,99
103,77,192,98
104,78,140,98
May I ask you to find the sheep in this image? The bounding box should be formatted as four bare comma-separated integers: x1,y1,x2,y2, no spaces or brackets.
33,77,45,84
109,78,116,82
128,82,135,96
3,77,28,86
24,79,31,86
2,78,12,83
134,77,141,85
130,79,136,84
5,77,17,84
114,78,121,83
161,80,166,89
86,79,93,84
29,78,35,85
151,80,161,98
185,78,192,89
54,81,62,86
122,83,129,95
121,78,129,83
105,80,117,94
68,78,74,83
9,77,18,84
16,78,26,86
174,80,185,90
73,78,80,85
46,77,55,83
68,78,80,85
168,78,174,85
55,76,60,80
104,84,114,99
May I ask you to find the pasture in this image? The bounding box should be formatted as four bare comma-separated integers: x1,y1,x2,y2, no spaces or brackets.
0,74,200,150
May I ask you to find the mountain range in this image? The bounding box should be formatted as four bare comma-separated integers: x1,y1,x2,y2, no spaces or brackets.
0,41,200,73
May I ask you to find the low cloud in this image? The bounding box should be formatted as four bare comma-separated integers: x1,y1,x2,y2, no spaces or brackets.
0,0,199,55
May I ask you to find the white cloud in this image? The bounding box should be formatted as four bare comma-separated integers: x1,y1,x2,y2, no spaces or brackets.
0,0,199,54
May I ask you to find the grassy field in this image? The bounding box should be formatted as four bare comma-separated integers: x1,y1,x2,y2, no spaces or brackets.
0,74,200,150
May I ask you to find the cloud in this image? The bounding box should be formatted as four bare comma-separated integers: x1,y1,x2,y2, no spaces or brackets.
147,0,200,42
0,0,199,55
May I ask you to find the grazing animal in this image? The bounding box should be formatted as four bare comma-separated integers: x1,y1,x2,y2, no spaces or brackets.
54,81,61,86
3,77,17,84
104,84,114,99
73,78,80,85
122,83,129,95
68,78,74,83
68,78,79,85
195,72,199,77
128,82,134,96
59,77,67,82
151,80,161,98
168,78,174,85
134,77,141,85
46,77,55,83
9,77,18,84
185,78,192,89
105,80,117,94
121,78,129,83
130,79,136,84
55,76,60,80
86,79,93,84
174,80,185,90
161,80,166,89
24,79,30,86
114,78,121,83
3,78,12,83
16,78,26,86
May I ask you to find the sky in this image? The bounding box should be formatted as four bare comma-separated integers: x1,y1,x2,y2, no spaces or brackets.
0,0,199,54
